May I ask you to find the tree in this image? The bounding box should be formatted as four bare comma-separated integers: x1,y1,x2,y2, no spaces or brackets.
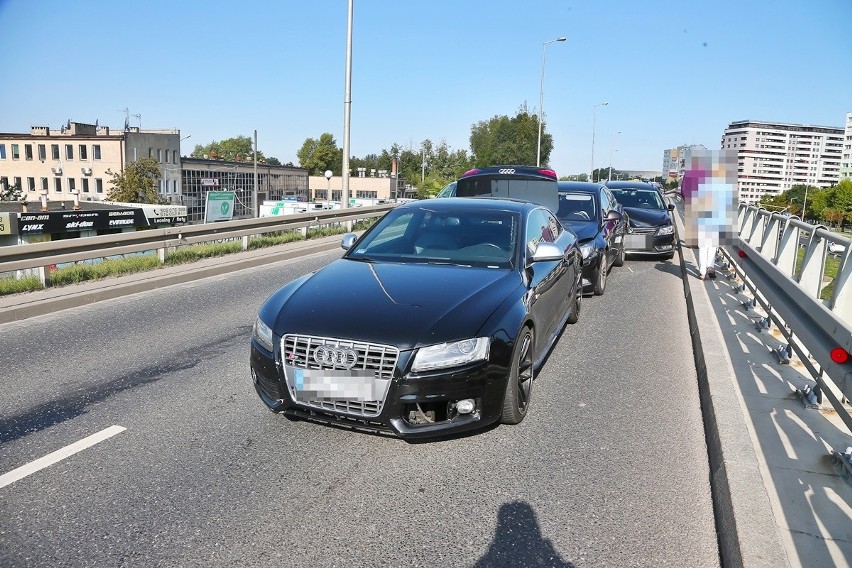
191,135,277,163
469,103,553,167
297,133,342,175
106,157,164,204
0,180,22,201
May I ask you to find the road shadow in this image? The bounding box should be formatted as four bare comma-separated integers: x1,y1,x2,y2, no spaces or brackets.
472,501,575,568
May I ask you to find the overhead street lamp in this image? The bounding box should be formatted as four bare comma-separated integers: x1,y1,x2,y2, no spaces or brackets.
536,36,567,167
590,102,608,182
608,131,622,181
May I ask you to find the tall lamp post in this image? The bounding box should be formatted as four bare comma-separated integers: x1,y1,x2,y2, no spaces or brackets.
536,36,567,167
608,130,622,181
590,101,608,182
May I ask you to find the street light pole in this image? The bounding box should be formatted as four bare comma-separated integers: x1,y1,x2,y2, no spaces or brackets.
536,36,566,167
341,0,354,210
590,101,608,182
608,130,621,181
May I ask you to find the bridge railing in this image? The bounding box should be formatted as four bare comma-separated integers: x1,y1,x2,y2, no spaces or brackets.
0,204,395,285
726,204,851,432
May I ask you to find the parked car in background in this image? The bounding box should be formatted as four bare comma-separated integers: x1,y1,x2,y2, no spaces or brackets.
604,180,675,259
455,165,559,214
828,241,847,255
556,181,625,295
250,197,583,440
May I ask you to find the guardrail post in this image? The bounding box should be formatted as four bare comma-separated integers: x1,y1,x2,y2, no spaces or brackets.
798,233,827,297
830,249,851,319
242,235,249,251
776,223,799,277
158,246,167,263
37,265,47,287
762,215,782,260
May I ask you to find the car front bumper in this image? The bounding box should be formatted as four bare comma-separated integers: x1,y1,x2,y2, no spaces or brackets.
623,230,675,255
250,342,508,440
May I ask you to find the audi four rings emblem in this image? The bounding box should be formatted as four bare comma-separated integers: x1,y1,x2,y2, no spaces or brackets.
498,168,515,174
313,346,358,369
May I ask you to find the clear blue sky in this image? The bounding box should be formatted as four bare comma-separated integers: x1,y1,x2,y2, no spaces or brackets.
1,0,850,177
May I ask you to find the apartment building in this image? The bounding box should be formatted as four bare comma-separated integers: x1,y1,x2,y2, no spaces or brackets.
662,144,707,182
722,119,844,203
841,111,852,181
0,121,181,203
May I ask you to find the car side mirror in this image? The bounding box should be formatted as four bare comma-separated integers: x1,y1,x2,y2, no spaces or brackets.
605,210,622,221
530,241,564,263
667,204,675,211
341,233,358,250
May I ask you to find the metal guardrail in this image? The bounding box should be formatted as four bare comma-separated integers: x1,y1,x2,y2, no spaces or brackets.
0,204,395,284
728,203,851,431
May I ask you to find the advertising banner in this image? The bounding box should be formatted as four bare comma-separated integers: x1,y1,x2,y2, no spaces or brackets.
17,209,149,234
204,191,236,223
0,212,11,235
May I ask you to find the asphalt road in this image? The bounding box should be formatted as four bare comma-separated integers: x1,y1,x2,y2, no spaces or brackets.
0,247,719,567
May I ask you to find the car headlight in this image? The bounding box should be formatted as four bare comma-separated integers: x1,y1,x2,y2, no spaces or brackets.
411,337,490,372
252,317,274,352
656,225,674,236
578,242,595,260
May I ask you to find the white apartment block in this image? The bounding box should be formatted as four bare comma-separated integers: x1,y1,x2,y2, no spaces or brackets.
0,121,181,203
841,111,852,181
722,119,843,203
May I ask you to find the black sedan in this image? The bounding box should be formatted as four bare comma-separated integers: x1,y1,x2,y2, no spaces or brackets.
250,198,583,440
605,180,676,259
556,181,625,295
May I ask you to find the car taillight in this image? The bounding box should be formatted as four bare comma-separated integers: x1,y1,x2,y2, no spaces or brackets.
830,347,849,364
539,169,557,179
461,169,479,178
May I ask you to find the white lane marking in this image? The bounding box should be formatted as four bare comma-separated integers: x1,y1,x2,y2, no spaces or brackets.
0,425,126,489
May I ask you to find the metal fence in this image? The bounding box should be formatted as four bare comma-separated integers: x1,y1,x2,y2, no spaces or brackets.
726,204,851,433
0,204,395,285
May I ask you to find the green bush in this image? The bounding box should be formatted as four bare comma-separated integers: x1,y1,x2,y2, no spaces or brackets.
0,275,44,295
248,230,304,250
50,254,162,285
165,241,243,265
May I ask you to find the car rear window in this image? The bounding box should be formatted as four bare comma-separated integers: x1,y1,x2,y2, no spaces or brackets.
557,192,597,221
611,189,665,210
456,175,558,214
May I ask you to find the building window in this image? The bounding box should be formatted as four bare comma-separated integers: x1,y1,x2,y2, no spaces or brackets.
51,144,60,160
65,144,74,160
157,148,162,162
13,176,21,189
79,144,88,160
54,178,62,192
172,150,177,164
38,144,46,161
82,178,89,193
173,180,177,192
0,144,5,159
95,178,103,193
27,177,35,192
25,144,33,160
68,178,76,192
41,177,48,190
93,145,101,160
11,144,20,160
148,148,153,158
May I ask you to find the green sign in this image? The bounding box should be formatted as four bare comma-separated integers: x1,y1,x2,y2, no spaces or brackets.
205,191,236,223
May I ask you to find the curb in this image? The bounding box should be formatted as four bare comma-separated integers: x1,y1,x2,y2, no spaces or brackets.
672,205,789,568
0,236,343,325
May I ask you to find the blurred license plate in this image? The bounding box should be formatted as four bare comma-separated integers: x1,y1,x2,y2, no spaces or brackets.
288,367,389,401
624,234,651,249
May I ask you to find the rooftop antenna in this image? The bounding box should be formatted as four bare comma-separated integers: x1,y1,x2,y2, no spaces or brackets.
132,113,141,129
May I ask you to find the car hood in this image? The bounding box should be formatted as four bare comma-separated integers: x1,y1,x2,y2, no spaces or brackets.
560,220,598,241
270,259,522,350
623,207,671,226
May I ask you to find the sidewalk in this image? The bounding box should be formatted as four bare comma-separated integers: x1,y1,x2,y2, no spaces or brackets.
675,213,852,568
0,235,344,324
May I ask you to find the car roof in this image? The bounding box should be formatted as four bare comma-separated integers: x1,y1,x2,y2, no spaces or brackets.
557,181,603,194
459,165,557,180
604,180,658,191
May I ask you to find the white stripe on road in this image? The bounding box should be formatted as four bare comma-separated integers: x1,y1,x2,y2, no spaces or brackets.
0,425,126,489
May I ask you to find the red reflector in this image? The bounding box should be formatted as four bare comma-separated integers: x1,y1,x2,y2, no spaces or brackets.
460,169,479,178
738,250,747,258
539,169,557,179
830,347,849,364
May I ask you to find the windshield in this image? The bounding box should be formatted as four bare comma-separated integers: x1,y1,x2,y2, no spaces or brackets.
347,207,519,268
610,189,665,210
557,192,597,221
436,182,456,198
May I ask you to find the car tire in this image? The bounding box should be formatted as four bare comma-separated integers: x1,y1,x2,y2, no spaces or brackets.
593,255,607,295
663,252,675,260
567,285,581,324
613,242,625,267
501,326,534,425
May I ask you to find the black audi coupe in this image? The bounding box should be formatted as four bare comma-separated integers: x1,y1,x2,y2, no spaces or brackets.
250,198,582,440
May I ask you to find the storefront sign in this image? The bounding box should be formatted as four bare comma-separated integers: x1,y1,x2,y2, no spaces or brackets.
204,191,236,223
